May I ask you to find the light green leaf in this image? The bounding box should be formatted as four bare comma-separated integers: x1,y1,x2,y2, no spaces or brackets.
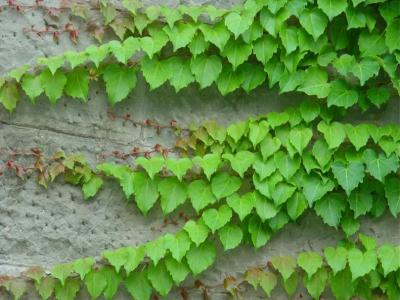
248,215,271,248
141,56,169,90
272,182,296,206
345,124,370,151
158,177,187,214
84,270,107,299
348,249,378,279
51,263,73,286
133,172,159,214
183,220,210,246
302,175,335,206
223,151,255,177
270,256,296,281
166,158,193,181
186,242,216,275
140,29,168,58
202,204,232,233
349,189,373,218
211,172,241,199
317,121,347,149
65,67,89,101
274,151,301,180
227,192,255,221
385,176,400,217
218,224,243,250
82,176,103,200
367,87,390,108
377,244,400,276
188,179,217,213
216,64,245,95
147,261,174,297
297,252,323,277
317,0,347,20
54,278,80,300
279,25,298,54
163,22,197,51
240,63,266,92
242,20,263,44
351,58,380,86
125,272,152,300
363,149,399,182
260,134,281,159
287,191,307,220
164,256,190,284
224,11,253,39
358,30,387,57
167,231,191,262
298,66,330,98
193,153,221,181
72,257,95,280
222,38,252,70
188,33,209,57
252,156,276,180
331,161,365,195
314,193,346,228
21,74,43,103
324,246,348,274
333,54,356,76
123,246,145,274
190,55,222,88
254,192,279,221
327,79,358,108
252,35,278,65
289,127,313,154
136,156,164,179
199,22,231,51
304,268,328,299
165,57,194,92
86,44,109,68
40,69,67,104
386,19,400,52
0,82,19,112
101,266,122,300
38,56,64,75
299,8,328,40
346,6,366,29
103,64,136,104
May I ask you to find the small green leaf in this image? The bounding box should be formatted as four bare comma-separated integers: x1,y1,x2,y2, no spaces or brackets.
133,172,159,214
297,252,323,277
304,268,328,299
158,177,187,214
188,179,217,213
386,19,400,52
125,271,152,300
224,11,253,39
211,172,241,199
147,261,174,297
252,35,278,65
218,224,243,250
0,82,19,112
377,244,400,277
199,22,231,51
327,79,358,108
348,248,378,279
227,192,255,221
351,58,380,86
248,120,269,147
332,161,365,195
51,263,73,286
317,0,347,20
330,267,356,300
287,191,307,220
248,215,271,248
302,175,335,206
274,151,301,180
21,74,43,103
314,193,346,228
141,56,169,90
348,189,373,218
385,176,400,217
299,8,328,40
223,151,255,177
103,64,136,104
190,55,222,88
40,69,67,104
136,156,164,179
82,176,103,200
38,56,64,75
222,38,253,70
324,246,348,274
270,256,296,281
164,256,190,284
202,204,232,233
167,231,192,262
317,121,347,149
298,66,331,98
183,220,210,246
260,134,281,160
166,158,193,181
84,269,107,299
289,127,313,154
54,278,80,300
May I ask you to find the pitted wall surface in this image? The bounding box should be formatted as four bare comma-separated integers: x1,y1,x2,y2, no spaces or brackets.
0,1,399,299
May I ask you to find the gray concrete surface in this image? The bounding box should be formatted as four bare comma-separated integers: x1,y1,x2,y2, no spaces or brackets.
0,1,399,299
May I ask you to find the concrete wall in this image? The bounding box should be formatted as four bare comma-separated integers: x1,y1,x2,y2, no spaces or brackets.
0,1,399,299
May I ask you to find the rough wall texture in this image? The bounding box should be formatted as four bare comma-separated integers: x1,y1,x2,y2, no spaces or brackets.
0,1,399,299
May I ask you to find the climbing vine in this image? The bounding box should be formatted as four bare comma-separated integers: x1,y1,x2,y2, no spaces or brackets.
0,0,399,299
0,0,399,112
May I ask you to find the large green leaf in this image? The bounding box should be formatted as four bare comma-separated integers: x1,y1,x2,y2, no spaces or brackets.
211,172,241,199
141,56,169,90
299,8,328,40
64,67,89,101
327,79,358,108
222,38,253,70
40,69,67,104
298,66,331,98
165,57,195,92
351,58,380,85
302,175,335,206
253,35,278,65
314,193,346,227
164,256,190,284
363,149,399,182
348,248,377,279
188,179,217,213
103,64,136,104
147,261,174,297
218,224,243,250
158,177,187,214
186,242,216,275
224,11,253,39
202,204,232,233
331,161,365,195
317,0,347,20
132,172,159,214
190,55,222,88
324,246,348,274
297,252,323,277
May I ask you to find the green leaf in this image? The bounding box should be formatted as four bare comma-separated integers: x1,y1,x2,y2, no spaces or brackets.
202,204,232,233
297,252,323,277
317,0,347,20
64,51,87,69
145,236,169,265
258,271,278,297
125,271,152,300
188,179,217,213
224,11,253,39
346,6,366,29
147,261,174,297
160,6,181,27
367,87,390,108
252,156,276,180
132,172,159,214
227,192,254,221
165,57,194,92
254,193,279,221
5,279,26,300
240,63,267,92
227,121,248,143
302,175,335,206
103,64,136,104
274,151,301,180
218,224,243,250
345,124,370,151
190,55,222,88
166,158,192,181
272,182,296,206
298,66,331,98
349,189,373,218
216,64,244,95
0,82,19,112
51,263,73,286
97,163,134,198
141,56,169,90
359,233,377,251
348,248,378,279
363,149,399,182
260,134,281,159
252,35,278,65
64,67,89,101
199,22,231,51
38,277,57,300
324,246,348,274
167,231,191,262
379,137,397,156
84,270,107,299
287,191,307,220
124,246,145,274
333,54,356,76
248,215,271,248
54,278,80,300
248,120,269,147
158,177,187,214
163,22,197,51
358,30,387,57
299,8,328,40
222,38,253,70
317,121,347,149
223,151,255,177
164,256,190,284
8,64,29,82
38,56,64,75
386,19,400,52
101,266,122,300
136,156,164,179
332,161,365,195
267,0,287,13
351,58,380,85
183,220,210,246
314,193,346,228
140,30,168,59
85,44,109,68
385,176,400,217
330,268,355,300
289,127,313,154
270,256,296,281
72,258,95,281
188,33,209,57
40,69,67,104
304,268,328,299
193,153,221,181
21,74,43,103
82,176,103,200
279,25,298,54
327,79,358,108
377,244,400,276
211,172,241,199
102,247,131,273
186,242,216,275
